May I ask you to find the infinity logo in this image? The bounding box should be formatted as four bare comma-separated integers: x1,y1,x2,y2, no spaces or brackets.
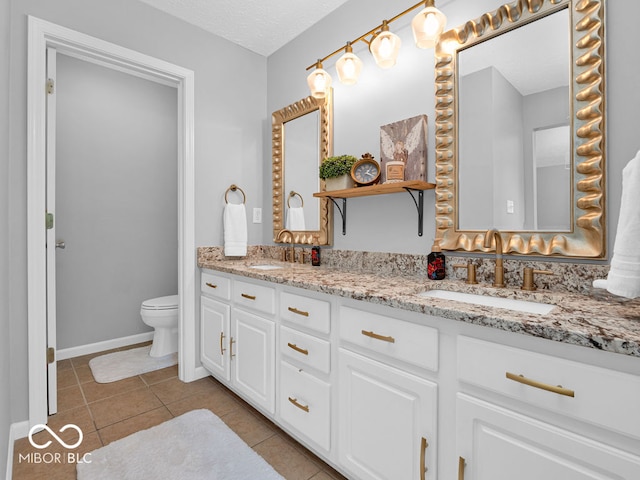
28,424,84,450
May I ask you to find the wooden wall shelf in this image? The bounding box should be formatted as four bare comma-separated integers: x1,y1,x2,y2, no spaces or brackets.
313,181,435,236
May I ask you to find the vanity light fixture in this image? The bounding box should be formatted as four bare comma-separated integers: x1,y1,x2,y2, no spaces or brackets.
411,0,447,48
370,21,402,69
307,60,332,99
336,42,363,85
305,0,446,96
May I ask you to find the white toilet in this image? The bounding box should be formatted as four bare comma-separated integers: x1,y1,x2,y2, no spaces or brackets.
140,295,179,357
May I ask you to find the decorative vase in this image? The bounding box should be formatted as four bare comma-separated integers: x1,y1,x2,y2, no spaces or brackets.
324,174,353,191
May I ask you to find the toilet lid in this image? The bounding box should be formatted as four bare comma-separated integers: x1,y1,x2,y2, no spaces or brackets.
141,295,179,310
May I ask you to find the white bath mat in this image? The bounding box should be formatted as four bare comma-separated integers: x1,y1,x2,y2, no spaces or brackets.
88,346,177,383
76,409,284,480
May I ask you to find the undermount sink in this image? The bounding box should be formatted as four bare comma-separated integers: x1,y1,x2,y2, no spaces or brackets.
249,264,284,270
418,289,555,315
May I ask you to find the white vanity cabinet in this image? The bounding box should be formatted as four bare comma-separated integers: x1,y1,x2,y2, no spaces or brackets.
338,304,439,480
456,336,640,480
200,271,275,414
277,289,332,453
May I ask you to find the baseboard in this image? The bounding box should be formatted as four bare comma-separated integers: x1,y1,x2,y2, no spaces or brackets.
56,332,154,360
6,420,29,480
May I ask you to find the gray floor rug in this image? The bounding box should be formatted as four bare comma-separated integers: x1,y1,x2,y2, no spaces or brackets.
88,345,177,383
76,409,285,479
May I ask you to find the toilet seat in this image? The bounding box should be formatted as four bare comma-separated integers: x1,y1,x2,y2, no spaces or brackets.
141,295,179,311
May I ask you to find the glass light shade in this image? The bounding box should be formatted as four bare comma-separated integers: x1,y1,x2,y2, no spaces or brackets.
336,51,363,85
411,5,447,49
307,65,332,99
370,30,401,69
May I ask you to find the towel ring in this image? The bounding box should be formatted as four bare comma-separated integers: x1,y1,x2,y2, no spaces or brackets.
287,191,304,208
225,184,246,204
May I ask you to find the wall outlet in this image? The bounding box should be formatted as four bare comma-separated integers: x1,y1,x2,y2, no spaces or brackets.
506,200,515,214
252,207,262,224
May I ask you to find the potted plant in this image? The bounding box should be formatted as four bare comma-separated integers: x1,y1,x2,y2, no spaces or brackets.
319,155,357,191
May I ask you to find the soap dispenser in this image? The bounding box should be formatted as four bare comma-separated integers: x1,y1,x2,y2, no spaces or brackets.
427,240,446,280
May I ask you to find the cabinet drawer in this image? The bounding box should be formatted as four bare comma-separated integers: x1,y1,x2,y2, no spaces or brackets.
339,306,438,372
280,291,330,334
279,361,331,451
458,336,640,440
280,326,330,374
201,271,231,300
233,279,275,315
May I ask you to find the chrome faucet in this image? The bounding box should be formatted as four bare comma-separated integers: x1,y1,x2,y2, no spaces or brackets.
276,229,295,263
483,228,505,288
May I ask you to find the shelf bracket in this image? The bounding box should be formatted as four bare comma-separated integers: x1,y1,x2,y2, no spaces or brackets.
328,197,347,235
403,187,424,236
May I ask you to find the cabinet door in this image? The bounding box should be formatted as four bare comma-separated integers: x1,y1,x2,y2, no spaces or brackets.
232,308,275,414
457,393,640,480
339,349,437,480
200,296,230,382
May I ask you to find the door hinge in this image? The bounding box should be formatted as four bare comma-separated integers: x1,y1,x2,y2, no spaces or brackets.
46,78,54,94
46,212,54,229
47,347,55,364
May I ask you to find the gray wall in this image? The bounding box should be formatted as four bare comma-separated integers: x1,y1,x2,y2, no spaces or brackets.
1,0,11,474
55,54,177,349
7,0,266,423
267,0,640,257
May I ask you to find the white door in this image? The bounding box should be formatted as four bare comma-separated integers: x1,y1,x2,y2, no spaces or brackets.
232,309,275,414
45,46,58,415
200,296,231,382
338,349,438,480
457,393,640,480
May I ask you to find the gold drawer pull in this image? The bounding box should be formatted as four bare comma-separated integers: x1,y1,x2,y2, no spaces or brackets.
288,306,309,317
288,397,309,413
361,329,395,343
219,332,226,355
420,437,429,480
506,372,575,398
287,343,309,356
458,456,466,480
205,282,217,289
230,337,236,358
241,293,256,300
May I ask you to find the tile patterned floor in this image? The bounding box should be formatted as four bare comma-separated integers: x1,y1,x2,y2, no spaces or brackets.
12,343,347,480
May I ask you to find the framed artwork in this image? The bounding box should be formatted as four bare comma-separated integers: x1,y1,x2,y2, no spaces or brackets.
380,114,428,183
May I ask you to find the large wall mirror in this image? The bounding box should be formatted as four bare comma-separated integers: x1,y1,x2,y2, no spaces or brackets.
272,91,333,245
434,0,606,257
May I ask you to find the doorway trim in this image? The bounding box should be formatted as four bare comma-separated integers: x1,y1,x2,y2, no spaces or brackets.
27,16,198,427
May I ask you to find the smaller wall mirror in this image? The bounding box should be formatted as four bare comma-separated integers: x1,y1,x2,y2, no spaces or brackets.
272,91,333,245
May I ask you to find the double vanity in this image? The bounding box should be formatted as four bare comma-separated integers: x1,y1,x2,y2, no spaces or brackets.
198,252,640,480
214,0,633,478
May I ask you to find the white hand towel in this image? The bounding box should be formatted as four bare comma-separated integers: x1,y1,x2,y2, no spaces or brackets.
593,150,640,298
285,207,306,231
223,203,247,257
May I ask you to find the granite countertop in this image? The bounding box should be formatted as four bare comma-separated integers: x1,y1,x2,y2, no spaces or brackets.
199,258,640,358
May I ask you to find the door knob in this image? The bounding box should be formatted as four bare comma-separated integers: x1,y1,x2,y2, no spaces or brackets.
55,241,66,249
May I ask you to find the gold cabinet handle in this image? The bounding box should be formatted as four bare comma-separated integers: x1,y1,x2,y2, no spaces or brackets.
230,337,236,358
219,332,226,355
458,456,466,480
287,342,309,356
506,372,575,397
361,329,395,343
420,437,429,480
288,306,309,317
241,293,256,300
288,397,310,413
205,282,217,289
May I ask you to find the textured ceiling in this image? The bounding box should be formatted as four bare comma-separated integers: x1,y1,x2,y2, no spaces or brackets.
137,0,351,56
